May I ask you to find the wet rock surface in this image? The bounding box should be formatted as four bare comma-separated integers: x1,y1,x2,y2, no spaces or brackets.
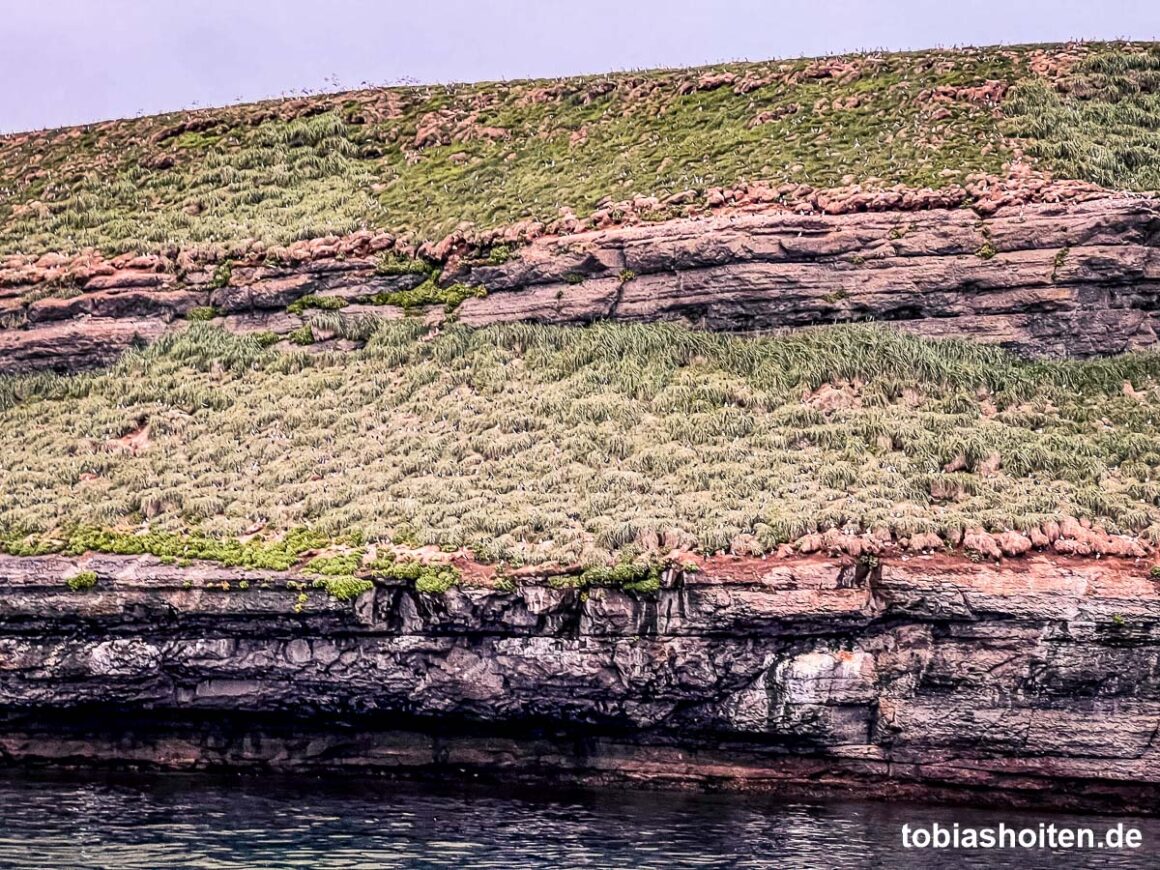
1,552,1158,812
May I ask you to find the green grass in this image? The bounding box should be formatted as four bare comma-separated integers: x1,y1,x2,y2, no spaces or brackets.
0,45,1105,260
1004,46,1160,190
5,43,1158,261
5,321,1160,567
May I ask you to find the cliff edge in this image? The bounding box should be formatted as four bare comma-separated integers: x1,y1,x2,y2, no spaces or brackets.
2,551,1158,813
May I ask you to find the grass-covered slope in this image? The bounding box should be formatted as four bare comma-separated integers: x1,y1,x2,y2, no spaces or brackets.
4,43,1160,573
0,42,1157,259
5,322,1160,567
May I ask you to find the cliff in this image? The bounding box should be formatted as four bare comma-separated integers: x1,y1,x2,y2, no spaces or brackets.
4,41,1160,809
3,194,1158,374
2,551,1158,813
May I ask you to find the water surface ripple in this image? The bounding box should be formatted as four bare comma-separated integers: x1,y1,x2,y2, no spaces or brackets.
0,774,1155,868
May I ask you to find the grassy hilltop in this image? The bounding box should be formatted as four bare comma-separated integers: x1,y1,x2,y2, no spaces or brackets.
3,42,1160,582
0,42,1158,258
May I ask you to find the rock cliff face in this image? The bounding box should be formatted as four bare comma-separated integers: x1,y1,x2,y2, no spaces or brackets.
2,552,1158,812
2,196,1159,373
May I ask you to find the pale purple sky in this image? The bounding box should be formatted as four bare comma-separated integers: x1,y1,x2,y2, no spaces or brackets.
2,0,1156,134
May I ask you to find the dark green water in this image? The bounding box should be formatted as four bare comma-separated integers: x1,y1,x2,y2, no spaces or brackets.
0,773,1155,868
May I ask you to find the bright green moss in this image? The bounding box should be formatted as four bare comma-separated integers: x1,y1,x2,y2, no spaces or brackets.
66,570,98,591
486,245,513,265
548,560,662,594
287,294,348,315
210,262,232,289
251,330,281,348
375,253,436,277
372,558,461,594
305,552,364,576
364,276,486,312
288,324,315,345
311,575,374,600
2,527,328,571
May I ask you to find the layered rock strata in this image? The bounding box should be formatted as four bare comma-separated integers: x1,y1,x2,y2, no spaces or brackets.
2,197,1159,374
1,552,1158,813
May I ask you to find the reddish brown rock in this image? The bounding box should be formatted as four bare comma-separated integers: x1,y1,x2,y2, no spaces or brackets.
27,289,207,323
2,195,1159,373
0,318,170,374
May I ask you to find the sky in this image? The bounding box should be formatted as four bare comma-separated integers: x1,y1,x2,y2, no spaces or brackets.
1,0,1157,134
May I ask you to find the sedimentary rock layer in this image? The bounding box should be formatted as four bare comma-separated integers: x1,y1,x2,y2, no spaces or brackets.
2,552,1158,812
2,196,1159,373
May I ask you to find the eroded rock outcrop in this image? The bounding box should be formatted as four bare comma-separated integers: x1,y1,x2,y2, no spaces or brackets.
1,552,1158,812
2,195,1159,373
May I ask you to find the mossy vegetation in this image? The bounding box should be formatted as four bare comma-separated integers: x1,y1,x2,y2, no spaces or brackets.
66,570,98,592
551,560,662,594
363,276,486,312
7,321,1160,567
305,552,363,576
287,324,315,345
311,575,374,601
251,331,282,348
286,294,348,315
486,245,513,265
2,525,328,571
4,43,1155,259
185,306,220,322
210,262,232,289
375,253,436,277
372,559,462,594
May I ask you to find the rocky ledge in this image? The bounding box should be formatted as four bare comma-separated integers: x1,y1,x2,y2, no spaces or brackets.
2,551,1159,813
2,194,1159,374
